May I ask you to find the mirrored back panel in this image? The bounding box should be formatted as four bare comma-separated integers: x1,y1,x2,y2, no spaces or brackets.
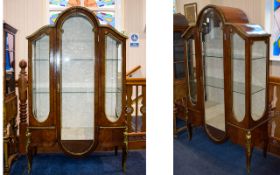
60,15,95,153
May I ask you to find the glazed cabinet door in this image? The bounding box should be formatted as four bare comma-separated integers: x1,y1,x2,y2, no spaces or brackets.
58,15,97,154
104,34,123,123
184,28,203,126
98,28,126,148
32,35,50,122
250,40,268,121
102,29,126,126
4,24,17,123
199,10,226,141
29,28,55,126
231,32,246,123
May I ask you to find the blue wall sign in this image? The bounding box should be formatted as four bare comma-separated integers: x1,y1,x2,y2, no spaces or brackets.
130,33,139,47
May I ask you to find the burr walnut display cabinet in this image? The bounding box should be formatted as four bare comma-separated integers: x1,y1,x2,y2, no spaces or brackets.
3,22,18,175
182,5,270,173
22,7,128,173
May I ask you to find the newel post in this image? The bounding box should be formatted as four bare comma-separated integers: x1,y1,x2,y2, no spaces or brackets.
18,60,28,153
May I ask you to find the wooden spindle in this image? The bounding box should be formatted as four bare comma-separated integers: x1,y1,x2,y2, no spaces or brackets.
126,85,133,132
141,85,146,132
18,60,28,153
135,85,138,132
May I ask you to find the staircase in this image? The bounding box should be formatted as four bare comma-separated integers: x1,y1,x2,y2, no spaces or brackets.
126,66,146,149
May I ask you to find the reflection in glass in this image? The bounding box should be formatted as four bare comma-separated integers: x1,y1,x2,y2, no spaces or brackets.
251,41,266,121
174,32,185,79
105,35,122,122
232,33,245,122
5,33,16,94
61,16,94,141
201,11,225,133
32,35,50,122
186,37,197,104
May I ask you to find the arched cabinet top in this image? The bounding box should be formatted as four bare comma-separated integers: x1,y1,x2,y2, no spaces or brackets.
182,5,270,39
27,25,53,40
230,23,270,38
196,5,249,25
27,6,127,40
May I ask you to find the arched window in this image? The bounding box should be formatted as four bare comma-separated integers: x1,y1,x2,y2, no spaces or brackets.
272,0,280,57
48,0,122,29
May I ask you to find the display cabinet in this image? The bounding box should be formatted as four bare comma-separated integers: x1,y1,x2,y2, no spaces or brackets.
183,5,270,173
3,22,18,174
23,7,127,173
173,14,191,138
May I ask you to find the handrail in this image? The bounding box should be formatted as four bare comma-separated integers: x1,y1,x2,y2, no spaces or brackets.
269,76,280,85
126,78,146,85
126,65,141,77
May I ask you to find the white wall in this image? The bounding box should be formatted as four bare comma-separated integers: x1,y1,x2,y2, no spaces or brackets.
124,0,146,77
176,0,210,15
176,0,280,77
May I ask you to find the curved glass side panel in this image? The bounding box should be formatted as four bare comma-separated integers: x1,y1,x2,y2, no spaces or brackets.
61,16,95,148
186,37,197,104
32,35,50,122
232,33,245,122
201,10,226,140
251,41,267,121
105,35,122,122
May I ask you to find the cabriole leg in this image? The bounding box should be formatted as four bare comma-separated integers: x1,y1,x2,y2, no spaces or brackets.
245,131,252,174
4,135,10,174
263,125,268,158
26,129,32,174
122,127,128,172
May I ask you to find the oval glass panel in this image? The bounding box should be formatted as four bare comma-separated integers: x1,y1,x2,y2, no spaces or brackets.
105,35,122,122
251,41,267,121
61,16,94,153
32,35,50,122
186,37,197,104
201,10,226,140
232,33,245,122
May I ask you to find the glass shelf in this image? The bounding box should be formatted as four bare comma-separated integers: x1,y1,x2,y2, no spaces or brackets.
33,89,121,94
202,51,266,61
62,39,93,42
106,59,121,61
34,58,97,61
205,76,264,95
34,59,49,61
62,58,95,61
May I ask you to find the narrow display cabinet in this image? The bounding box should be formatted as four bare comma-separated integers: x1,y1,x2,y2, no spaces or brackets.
173,13,191,138
3,22,18,175
182,5,270,173
19,7,128,173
